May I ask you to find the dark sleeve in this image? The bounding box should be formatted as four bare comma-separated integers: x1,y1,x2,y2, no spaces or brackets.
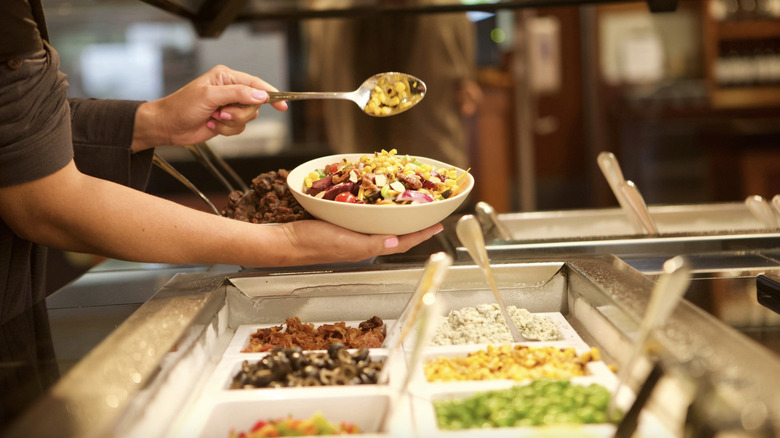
68,98,154,192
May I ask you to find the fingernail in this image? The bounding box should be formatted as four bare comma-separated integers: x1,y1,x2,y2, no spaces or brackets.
207,120,216,130
384,237,399,249
253,89,268,101
219,111,232,120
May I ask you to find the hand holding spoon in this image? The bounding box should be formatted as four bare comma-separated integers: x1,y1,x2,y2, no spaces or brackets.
267,72,426,117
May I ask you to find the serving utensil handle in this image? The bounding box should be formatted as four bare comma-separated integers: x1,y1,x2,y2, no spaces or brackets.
267,91,353,102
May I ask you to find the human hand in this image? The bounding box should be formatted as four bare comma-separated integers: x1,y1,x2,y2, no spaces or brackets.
272,220,444,265
132,65,288,151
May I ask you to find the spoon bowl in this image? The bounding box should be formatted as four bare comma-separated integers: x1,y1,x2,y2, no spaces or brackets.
267,72,426,117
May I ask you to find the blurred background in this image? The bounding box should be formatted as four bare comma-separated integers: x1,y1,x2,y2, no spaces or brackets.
43,0,780,288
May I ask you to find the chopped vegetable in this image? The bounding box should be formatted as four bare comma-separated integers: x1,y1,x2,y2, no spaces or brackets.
434,379,619,430
228,411,360,437
305,149,469,205
334,192,358,203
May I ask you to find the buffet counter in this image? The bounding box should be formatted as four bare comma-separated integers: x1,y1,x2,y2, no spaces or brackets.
4,248,780,437
4,201,780,437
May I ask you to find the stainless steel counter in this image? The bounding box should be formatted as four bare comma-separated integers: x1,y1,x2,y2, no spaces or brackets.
4,200,780,436
4,253,780,437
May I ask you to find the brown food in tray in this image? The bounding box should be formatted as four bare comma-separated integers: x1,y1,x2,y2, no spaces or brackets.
222,169,311,223
242,316,386,353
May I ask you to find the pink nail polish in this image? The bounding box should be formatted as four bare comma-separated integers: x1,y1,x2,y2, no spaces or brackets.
207,120,216,130
220,112,232,120
384,237,399,249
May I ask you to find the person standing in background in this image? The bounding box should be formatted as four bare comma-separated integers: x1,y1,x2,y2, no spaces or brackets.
304,1,483,170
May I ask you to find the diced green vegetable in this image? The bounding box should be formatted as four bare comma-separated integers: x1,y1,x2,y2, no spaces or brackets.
434,379,619,430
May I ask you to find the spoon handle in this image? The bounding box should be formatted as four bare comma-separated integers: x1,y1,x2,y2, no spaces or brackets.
745,195,780,229
598,152,647,234
267,91,354,102
620,180,659,235
456,215,528,342
607,255,691,419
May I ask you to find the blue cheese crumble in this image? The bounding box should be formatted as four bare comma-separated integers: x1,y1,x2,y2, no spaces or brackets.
431,304,559,345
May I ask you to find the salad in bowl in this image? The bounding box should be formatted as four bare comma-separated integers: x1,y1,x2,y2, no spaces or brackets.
287,150,473,235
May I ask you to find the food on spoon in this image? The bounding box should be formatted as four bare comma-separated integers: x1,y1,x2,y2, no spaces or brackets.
222,169,311,223
364,73,423,116
431,304,559,345
242,316,385,352
425,344,601,382
228,411,360,437
303,149,469,205
230,344,383,389
434,379,618,430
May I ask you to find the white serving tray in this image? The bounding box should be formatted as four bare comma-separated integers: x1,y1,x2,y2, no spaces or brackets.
169,313,676,438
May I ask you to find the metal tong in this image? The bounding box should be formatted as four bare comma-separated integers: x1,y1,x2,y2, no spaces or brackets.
597,152,659,236
152,142,248,215
185,142,249,194
474,201,513,241
152,153,221,215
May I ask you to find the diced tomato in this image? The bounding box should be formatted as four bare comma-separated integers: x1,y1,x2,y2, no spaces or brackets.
250,420,268,432
334,192,357,203
324,162,339,174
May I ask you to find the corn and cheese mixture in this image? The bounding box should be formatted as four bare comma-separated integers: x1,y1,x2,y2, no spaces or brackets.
304,149,469,205
364,73,424,116
424,344,601,382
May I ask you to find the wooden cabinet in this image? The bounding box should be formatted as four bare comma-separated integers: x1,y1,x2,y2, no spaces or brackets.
703,1,780,108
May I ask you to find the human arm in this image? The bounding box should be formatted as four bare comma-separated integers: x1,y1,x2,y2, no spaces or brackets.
131,65,288,151
0,161,441,266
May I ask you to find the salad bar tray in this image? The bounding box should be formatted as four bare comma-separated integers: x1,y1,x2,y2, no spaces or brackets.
8,256,780,437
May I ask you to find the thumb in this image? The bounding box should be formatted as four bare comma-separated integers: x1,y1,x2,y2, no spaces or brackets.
207,84,269,108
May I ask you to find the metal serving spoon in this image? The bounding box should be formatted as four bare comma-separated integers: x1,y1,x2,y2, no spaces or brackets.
745,195,780,230
457,215,529,342
598,152,658,235
607,255,691,420
267,72,426,117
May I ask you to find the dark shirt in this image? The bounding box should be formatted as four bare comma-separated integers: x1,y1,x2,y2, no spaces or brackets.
0,0,153,324
0,0,46,59
0,1,153,429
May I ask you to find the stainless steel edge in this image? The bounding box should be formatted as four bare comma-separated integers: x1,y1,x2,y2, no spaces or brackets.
5,272,228,438
451,233,780,262
565,256,780,433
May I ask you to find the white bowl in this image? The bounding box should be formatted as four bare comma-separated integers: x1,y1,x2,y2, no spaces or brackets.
287,154,473,235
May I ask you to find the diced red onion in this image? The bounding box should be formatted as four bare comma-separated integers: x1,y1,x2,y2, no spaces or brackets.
396,190,433,203
322,182,355,200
